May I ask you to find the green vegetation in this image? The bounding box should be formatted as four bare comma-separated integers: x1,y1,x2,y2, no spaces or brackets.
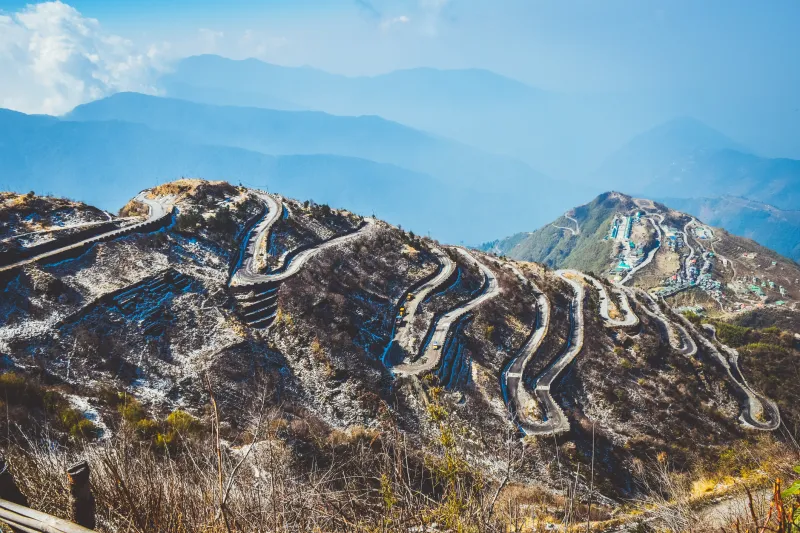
0,371,100,441
491,192,630,273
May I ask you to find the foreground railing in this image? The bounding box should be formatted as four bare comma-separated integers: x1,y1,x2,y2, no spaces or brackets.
0,457,95,533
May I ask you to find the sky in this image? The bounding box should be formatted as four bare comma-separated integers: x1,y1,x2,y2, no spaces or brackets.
1,0,798,155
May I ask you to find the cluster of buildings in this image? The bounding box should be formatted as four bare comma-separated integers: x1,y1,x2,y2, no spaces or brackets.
606,212,648,279
656,246,722,299
744,275,788,299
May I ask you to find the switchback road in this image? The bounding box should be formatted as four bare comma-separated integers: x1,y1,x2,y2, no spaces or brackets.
387,245,456,361
230,193,283,286
518,270,585,435
570,270,638,328
233,217,376,289
501,263,551,435
393,248,499,377
678,317,779,431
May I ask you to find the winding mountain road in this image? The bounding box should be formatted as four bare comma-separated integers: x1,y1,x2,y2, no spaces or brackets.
570,270,639,328
501,264,552,435
682,219,697,279
611,213,778,431
235,220,376,290
230,193,283,286
677,317,779,431
0,217,138,244
513,270,585,435
386,245,456,361
393,248,499,377
700,323,780,431
0,192,173,273
631,288,697,356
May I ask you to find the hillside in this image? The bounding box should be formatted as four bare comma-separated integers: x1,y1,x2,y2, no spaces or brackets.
485,192,800,314
2,179,798,531
483,192,641,274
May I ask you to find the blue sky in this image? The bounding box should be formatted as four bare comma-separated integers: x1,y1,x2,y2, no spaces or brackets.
1,0,798,156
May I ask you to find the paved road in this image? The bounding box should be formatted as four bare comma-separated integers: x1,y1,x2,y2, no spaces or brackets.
0,192,173,273
389,245,456,358
570,270,639,328
678,317,779,431
700,323,780,431
501,263,551,435
232,216,376,288
517,270,585,435
0,217,138,244
564,214,581,235
393,248,500,376
632,289,697,356
230,192,283,286
682,219,697,279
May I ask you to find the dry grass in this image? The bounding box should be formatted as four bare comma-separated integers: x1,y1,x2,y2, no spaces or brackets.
2,413,525,532
119,199,149,217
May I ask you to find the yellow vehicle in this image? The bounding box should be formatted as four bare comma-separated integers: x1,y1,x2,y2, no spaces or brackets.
432,343,441,351
407,293,414,301
399,307,405,315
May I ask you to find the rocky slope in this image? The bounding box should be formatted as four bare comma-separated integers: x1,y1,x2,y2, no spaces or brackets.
0,180,796,520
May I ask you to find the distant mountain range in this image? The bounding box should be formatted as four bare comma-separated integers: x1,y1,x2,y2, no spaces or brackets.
0,101,577,243
661,196,800,262
595,117,800,211
3,57,800,255
67,92,548,195
159,54,672,179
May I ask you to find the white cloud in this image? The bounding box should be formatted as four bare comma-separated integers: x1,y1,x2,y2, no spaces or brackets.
0,1,163,115
380,15,410,32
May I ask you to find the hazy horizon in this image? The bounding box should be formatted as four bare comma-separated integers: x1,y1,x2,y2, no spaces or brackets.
1,0,798,163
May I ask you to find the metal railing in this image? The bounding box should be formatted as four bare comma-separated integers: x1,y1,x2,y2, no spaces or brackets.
0,457,95,533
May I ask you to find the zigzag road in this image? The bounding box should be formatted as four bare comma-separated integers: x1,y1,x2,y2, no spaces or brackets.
500,264,551,434
698,323,780,431
616,213,779,431
629,288,697,356
393,248,499,376
230,192,283,287
568,270,639,328
230,192,375,328
0,192,174,274
514,270,586,435
383,245,456,364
